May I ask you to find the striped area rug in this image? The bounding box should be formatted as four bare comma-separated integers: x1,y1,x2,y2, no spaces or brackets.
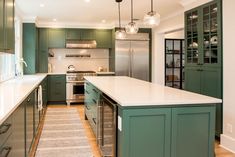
35,108,93,157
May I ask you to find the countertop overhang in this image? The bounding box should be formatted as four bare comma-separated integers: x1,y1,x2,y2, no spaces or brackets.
84,76,222,107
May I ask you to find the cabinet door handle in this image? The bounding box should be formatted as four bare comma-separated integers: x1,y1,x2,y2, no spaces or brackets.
85,105,90,110
85,90,90,94
0,146,12,157
92,118,97,124
92,89,98,94
92,99,97,104
196,69,201,71
0,123,11,134
27,98,31,102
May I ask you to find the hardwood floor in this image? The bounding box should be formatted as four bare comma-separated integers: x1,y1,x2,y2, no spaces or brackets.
32,105,235,157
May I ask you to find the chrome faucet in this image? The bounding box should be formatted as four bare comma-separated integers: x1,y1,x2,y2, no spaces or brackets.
16,58,27,77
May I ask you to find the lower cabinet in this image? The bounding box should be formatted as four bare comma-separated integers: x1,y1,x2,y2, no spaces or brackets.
118,106,215,157
48,75,66,102
12,102,25,157
84,82,100,136
25,91,35,156
185,66,222,136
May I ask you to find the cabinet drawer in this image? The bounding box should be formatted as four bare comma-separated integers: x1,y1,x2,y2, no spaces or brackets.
0,134,13,157
0,117,12,147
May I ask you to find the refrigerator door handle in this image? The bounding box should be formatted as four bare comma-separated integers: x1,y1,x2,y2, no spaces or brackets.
129,48,132,77
130,48,134,77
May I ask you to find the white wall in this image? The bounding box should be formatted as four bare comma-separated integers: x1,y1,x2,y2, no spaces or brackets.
221,0,235,153
152,12,184,84
165,29,184,39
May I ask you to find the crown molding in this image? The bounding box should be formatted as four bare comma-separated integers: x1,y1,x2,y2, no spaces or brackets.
160,10,184,22
179,0,213,11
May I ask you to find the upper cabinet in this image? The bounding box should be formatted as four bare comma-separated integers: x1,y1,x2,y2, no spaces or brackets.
185,0,221,67
95,29,112,48
48,29,66,48
0,0,15,53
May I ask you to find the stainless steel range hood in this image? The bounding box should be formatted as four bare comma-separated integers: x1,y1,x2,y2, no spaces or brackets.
66,39,97,49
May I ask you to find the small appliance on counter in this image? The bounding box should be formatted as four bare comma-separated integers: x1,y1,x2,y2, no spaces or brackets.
68,65,76,72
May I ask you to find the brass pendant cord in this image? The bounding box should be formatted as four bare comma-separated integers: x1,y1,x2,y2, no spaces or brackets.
131,0,133,23
151,0,154,12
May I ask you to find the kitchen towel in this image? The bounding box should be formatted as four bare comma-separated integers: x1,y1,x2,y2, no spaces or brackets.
38,85,43,111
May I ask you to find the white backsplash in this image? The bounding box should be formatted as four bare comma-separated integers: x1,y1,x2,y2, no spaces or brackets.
48,49,109,73
0,52,15,82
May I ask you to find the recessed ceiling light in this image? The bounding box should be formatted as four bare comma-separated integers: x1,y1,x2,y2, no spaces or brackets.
39,3,45,7
84,0,91,2
102,20,106,23
53,19,57,22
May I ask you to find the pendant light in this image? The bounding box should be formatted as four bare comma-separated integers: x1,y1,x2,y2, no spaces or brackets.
125,0,139,34
115,0,126,39
143,0,160,26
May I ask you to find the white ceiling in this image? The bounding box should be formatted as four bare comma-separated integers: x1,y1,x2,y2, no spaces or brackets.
15,0,184,28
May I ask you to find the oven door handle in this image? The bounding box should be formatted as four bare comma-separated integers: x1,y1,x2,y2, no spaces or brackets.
66,81,85,84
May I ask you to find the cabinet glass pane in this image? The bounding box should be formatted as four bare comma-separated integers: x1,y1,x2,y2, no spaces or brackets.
166,54,173,68
166,40,173,51
203,2,218,64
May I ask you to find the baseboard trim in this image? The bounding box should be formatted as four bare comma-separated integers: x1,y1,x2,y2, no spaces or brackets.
220,134,235,153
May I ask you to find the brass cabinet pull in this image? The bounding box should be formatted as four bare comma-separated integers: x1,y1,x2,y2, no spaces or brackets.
0,146,12,157
92,88,98,93
27,98,31,102
85,90,90,94
92,99,97,104
0,123,11,134
85,105,90,110
92,118,97,124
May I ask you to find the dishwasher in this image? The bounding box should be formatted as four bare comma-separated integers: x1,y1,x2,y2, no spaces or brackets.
97,94,117,157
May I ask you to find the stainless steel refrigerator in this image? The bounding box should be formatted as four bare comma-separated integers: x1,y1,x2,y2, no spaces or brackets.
115,33,150,81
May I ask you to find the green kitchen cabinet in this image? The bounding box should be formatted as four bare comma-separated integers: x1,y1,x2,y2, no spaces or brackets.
95,29,112,48
12,102,25,157
0,0,14,53
184,0,222,137
185,66,222,136
185,0,222,68
48,29,66,48
0,135,14,157
0,0,4,51
38,28,48,73
25,91,35,156
84,82,100,136
80,29,95,40
118,108,171,157
48,75,66,102
23,23,38,74
41,77,48,116
171,106,215,157
66,29,81,39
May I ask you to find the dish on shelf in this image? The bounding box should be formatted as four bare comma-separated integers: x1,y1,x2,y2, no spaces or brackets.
189,15,198,19
189,42,198,48
210,36,218,45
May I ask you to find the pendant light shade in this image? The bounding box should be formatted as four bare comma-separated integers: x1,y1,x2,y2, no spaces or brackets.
144,0,160,26
125,0,138,34
115,0,126,39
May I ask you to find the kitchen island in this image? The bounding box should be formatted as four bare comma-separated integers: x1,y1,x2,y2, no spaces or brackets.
84,76,222,157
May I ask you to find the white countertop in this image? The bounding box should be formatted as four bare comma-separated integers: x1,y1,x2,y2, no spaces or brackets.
0,74,47,125
85,76,222,107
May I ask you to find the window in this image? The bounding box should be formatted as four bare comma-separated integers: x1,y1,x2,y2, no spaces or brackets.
0,16,22,82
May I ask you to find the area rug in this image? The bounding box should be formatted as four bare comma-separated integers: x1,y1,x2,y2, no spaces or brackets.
35,108,93,157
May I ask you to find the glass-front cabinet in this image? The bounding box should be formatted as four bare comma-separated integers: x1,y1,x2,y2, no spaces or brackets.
185,0,221,67
165,39,185,89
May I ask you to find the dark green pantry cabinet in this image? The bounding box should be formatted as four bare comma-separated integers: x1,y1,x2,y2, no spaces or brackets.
23,23,38,74
38,28,48,73
184,0,222,136
48,75,66,102
48,29,66,48
185,0,222,67
0,0,14,53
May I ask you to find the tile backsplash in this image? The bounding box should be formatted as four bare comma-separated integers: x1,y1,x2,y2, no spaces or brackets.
48,49,109,73
0,53,15,82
